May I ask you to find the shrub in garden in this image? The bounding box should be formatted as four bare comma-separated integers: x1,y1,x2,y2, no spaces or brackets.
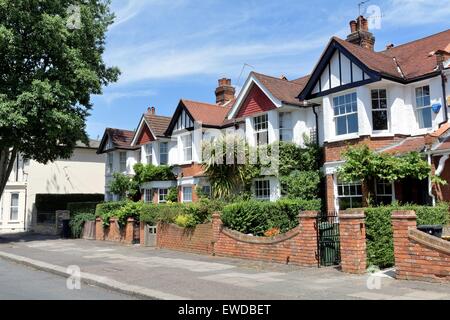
221,198,321,236
365,202,449,269
69,213,96,238
67,202,99,216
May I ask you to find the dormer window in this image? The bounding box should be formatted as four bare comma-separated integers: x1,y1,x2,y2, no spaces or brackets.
254,114,268,146
415,85,432,129
334,92,358,136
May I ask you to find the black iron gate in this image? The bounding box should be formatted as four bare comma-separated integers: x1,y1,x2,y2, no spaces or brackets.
316,211,341,267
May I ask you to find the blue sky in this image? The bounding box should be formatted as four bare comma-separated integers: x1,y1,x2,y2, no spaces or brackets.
87,0,450,139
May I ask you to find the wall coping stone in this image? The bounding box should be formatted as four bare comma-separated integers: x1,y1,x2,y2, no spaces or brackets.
221,227,300,245
339,209,365,219
392,210,417,220
298,211,319,218
409,229,450,255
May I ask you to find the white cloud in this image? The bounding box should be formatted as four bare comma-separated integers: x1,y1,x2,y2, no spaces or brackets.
382,0,450,26
98,88,157,104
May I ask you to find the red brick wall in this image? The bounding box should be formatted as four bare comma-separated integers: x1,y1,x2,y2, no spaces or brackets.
236,84,277,118
214,211,318,266
392,210,450,283
95,218,137,245
325,175,336,212
155,211,319,267
156,222,214,254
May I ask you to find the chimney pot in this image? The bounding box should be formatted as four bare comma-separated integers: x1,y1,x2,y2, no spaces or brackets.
147,106,156,115
350,20,357,33
346,15,375,51
386,43,395,50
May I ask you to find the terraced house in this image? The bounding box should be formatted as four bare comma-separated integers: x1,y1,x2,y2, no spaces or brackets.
98,16,450,210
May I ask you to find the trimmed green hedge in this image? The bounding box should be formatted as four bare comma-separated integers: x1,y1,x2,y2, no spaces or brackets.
221,199,321,236
365,203,449,269
35,194,104,213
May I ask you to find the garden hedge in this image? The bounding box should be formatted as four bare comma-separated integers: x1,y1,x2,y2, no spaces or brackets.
221,198,321,236
67,202,99,217
365,202,449,269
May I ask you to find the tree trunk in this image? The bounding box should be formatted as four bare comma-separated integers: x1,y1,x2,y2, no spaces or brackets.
0,147,18,199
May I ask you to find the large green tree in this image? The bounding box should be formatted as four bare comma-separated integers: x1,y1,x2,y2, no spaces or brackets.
0,0,119,196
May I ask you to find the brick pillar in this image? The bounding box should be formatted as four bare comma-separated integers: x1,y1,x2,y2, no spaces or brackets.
140,221,146,246
124,218,135,244
325,175,336,212
109,218,120,242
297,211,319,267
391,210,417,280
211,212,223,255
95,218,104,241
339,209,367,274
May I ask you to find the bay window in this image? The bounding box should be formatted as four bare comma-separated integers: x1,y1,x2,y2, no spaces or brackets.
254,114,268,146
107,153,113,174
159,142,169,165
371,89,388,131
182,186,193,203
119,152,127,172
334,92,358,136
158,188,168,203
182,134,192,162
145,144,153,165
279,112,293,142
374,180,394,205
416,85,432,129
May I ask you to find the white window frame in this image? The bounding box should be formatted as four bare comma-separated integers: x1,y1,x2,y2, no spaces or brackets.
158,188,168,203
159,142,169,165
145,144,153,165
254,179,270,201
333,92,359,136
253,114,269,146
371,89,389,132
107,153,114,174
279,112,293,142
336,180,363,210
10,193,19,221
182,134,193,162
182,186,193,203
119,152,127,172
415,85,432,129
143,189,152,203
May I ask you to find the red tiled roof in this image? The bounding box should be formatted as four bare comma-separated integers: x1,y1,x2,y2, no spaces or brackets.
252,72,309,106
434,137,450,152
143,113,172,138
105,128,137,150
379,136,427,155
334,29,450,81
182,99,232,127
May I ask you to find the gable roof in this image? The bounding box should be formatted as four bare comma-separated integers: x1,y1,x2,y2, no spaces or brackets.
165,99,234,135
251,72,309,106
97,128,138,154
143,113,172,138
299,29,450,100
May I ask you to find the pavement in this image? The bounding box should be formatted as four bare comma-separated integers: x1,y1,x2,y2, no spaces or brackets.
0,234,449,300
0,258,136,300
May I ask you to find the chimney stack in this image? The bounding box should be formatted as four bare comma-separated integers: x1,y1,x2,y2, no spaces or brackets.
215,78,235,105
147,106,156,115
346,15,375,51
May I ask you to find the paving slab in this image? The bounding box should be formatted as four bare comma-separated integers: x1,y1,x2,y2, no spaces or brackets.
0,234,449,300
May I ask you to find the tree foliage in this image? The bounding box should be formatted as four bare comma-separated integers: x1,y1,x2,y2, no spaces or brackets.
0,0,119,196
109,173,132,200
338,144,432,183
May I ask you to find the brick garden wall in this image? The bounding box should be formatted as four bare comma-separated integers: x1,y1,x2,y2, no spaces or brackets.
95,218,137,245
392,210,450,283
153,212,319,267
156,222,214,254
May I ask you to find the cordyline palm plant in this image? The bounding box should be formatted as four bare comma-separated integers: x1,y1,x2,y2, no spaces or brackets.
202,134,259,200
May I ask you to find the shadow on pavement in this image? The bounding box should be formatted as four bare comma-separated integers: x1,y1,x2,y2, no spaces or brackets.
0,232,61,244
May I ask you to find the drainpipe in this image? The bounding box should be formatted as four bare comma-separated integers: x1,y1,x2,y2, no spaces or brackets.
312,104,320,145
438,59,448,126
427,152,436,206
